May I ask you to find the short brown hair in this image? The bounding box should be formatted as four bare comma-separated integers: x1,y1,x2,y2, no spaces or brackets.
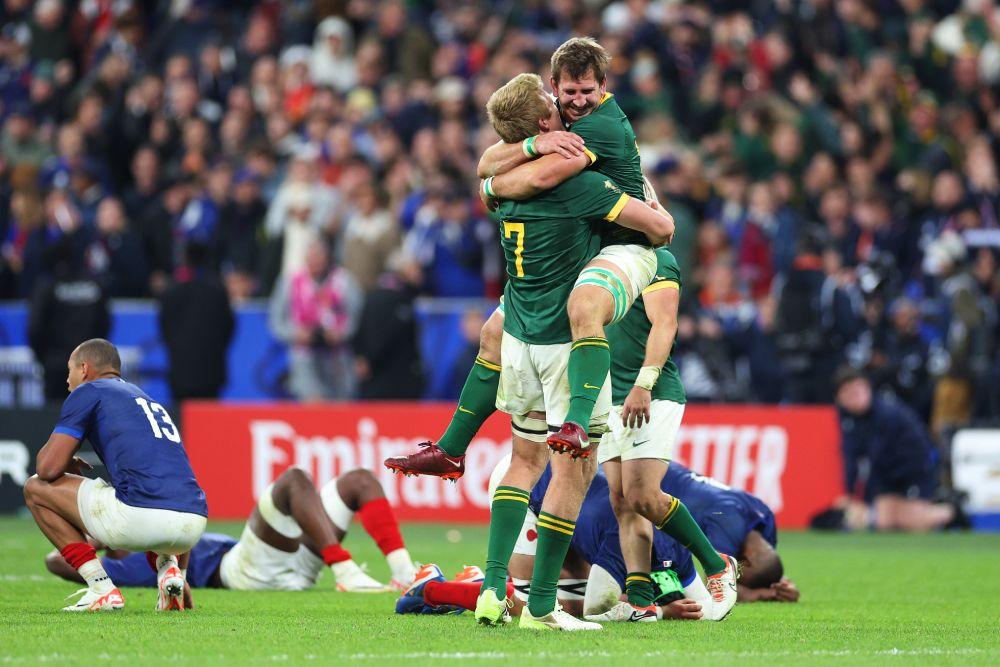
73,338,122,373
486,73,549,143
550,37,610,84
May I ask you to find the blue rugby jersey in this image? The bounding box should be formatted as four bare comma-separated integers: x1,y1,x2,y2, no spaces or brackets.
662,462,777,556
54,378,208,516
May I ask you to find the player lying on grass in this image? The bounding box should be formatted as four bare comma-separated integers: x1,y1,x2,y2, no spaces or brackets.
466,71,675,632
23,339,207,612
662,463,799,602
44,467,418,594
396,456,716,622
386,37,671,475
595,245,738,622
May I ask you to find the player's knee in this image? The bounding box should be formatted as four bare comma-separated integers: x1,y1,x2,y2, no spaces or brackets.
278,467,314,491
340,468,383,502
623,486,658,518
567,292,601,331
22,474,42,506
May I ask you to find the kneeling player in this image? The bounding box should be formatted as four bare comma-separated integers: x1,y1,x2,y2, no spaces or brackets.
397,456,712,622
23,339,207,612
663,463,799,602
45,467,418,594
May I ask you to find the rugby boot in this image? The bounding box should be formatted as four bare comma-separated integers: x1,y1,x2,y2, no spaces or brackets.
474,588,511,626
63,587,125,612
584,601,660,622
546,422,592,459
384,442,465,480
519,604,602,631
705,553,739,621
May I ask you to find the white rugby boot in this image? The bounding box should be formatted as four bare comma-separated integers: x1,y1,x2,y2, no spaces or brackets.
63,587,125,612
585,600,660,622
156,555,186,611
519,603,602,631
705,553,739,621
333,561,391,592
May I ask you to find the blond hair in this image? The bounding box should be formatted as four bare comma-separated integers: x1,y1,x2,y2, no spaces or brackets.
550,37,610,84
486,73,549,143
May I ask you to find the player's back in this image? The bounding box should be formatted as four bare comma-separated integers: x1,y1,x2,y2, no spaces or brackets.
496,169,629,344
60,378,207,516
569,94,647,247
663,463,776,552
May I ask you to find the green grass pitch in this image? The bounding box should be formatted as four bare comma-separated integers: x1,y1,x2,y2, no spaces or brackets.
1,517,998,666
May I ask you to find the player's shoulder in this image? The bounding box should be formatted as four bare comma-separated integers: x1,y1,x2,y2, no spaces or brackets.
571,94,624,134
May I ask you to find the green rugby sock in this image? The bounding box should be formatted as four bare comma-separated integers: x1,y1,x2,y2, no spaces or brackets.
482,486,529,594
565,337,610,428
625,572,657,607
656,497,726,575
437,357,500,457
527,513,576,617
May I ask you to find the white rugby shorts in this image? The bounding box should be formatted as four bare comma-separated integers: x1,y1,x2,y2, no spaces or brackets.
597,399,685,464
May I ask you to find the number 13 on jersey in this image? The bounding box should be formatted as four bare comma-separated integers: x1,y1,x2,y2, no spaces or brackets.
503,221,525,277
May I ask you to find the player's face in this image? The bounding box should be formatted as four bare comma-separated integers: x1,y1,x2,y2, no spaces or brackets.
537,93,561,133
66,357,86,392
551,70,606,125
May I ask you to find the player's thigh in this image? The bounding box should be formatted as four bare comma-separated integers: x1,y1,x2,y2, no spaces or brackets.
621,458,669,499
479,304,505,362
575,245,657,324
24,473,86,526
620,400,685,465
496,332,545,418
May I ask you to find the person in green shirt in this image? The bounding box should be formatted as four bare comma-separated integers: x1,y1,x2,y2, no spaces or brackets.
584,247,739,624
471,73,674,633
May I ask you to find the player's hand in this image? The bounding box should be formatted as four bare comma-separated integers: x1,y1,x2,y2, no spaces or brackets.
661,599,702,620
622,386,652,428
771,577,800,602
183,581,195,609
65,457,93,476
533,131,585,159
478,180,499,211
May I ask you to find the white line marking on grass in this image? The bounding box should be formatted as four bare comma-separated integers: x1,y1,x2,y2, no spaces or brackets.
341,647,992,661
0,575,46,582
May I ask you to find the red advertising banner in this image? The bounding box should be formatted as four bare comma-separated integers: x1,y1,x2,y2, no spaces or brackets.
182,402,842,529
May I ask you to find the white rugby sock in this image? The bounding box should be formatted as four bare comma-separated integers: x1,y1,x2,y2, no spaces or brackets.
78,559,115,594
385,548,415,583
330,559,362,581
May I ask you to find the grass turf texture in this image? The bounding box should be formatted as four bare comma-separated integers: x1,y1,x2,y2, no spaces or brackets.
1,517,998,666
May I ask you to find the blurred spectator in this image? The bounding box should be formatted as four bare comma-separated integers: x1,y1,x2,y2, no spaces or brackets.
27,237,109,402
217,168,266,296
269,239,362,401
159,242,235,401
1,102,51,168
834,368,957,532
352,252,425,399
84,197,147,298
340,183,400,292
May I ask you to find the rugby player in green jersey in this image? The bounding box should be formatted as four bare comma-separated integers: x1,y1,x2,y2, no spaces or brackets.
472,73,674,632
584,247,739,623
385,37,660,475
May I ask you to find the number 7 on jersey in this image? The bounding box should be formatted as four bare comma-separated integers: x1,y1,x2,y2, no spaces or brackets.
504,221,525,277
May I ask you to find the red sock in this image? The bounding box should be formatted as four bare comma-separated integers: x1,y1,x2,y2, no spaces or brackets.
321,544,352,565
60,543,98,570
423,581,516,611
356,497,405,555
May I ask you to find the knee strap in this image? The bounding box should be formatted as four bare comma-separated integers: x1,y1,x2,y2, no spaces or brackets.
574,267,629,323
512,414,549,444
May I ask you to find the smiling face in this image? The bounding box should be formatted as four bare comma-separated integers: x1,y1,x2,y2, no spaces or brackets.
551,69,606,125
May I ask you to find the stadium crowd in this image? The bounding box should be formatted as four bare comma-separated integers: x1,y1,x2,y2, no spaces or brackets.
1,0,998,429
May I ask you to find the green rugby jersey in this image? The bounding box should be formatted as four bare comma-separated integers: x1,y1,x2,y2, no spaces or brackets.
497,170,631,345
606,247,686,405
568,93,648,248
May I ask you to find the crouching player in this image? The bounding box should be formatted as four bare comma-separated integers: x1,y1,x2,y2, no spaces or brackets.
397,455,714,622
45,467,418,594
663,463,799,602
23,339,207,612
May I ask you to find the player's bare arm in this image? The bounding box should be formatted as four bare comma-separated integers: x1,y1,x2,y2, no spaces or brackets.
477,131,586,178
489,152,590,200
35,432,85,481
613,197,675,247
621,282,680,428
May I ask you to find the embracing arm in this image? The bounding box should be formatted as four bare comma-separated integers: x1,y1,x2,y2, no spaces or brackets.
613,197,675,247
35,432,84,481
488,152,591,200
620,280,681,428
477,132,587,178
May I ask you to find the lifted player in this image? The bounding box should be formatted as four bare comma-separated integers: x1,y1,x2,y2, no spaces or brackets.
397,456,714,622
386,37,666,475
469,73,674,632
45,467,418,594
663,463,799,602
23,339,207,612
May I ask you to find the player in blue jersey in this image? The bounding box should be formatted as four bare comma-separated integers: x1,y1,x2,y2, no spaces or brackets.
397,455,714,622
23,339,208,612
663,463,799,602
44,467,420,596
